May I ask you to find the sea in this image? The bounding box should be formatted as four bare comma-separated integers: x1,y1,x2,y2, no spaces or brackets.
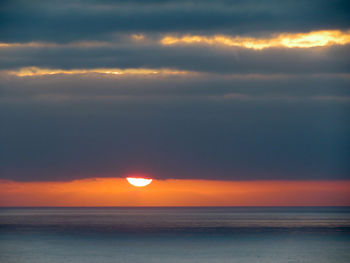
0,207,349,263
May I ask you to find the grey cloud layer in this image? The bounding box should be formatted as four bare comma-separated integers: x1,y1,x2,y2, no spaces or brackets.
1,0,349,182
1,73,350,100
1,44,350,74
1,0,350,42
1,98,349,182
1,74,349,181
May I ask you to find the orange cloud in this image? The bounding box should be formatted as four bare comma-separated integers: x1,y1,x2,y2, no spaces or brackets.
161,30,350,49
1,178,349,207
2,30,349,51
131,34,146,41
4,67,189,77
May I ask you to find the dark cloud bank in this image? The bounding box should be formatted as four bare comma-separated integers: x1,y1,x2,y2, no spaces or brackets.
0,0,349,181
1,99,349,181
1,0,350,42
1,44,350,74
1,74,349,181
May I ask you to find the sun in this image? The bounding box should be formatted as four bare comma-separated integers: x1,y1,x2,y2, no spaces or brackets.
126,177,152,187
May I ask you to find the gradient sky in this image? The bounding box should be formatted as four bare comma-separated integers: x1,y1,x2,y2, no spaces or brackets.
0,1,349,206
1,179,350,206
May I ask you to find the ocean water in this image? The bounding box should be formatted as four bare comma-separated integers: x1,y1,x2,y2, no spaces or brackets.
0,207,349,263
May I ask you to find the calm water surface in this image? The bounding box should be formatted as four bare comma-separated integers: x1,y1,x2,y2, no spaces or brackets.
0,207,349,263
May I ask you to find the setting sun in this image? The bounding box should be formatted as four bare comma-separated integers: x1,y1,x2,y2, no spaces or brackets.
126,177,153,187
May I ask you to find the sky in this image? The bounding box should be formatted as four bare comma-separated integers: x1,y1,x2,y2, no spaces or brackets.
1,179,350,206
0,0,349,205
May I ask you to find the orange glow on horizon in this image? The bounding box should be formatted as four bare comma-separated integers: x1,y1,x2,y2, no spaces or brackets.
161,30,350,49
1,178,349,207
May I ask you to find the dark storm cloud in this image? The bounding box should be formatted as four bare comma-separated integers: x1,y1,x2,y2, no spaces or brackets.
1,44,350,74
0,98,349,182
1,0,350,43
0,74,349,181
0,0,349,182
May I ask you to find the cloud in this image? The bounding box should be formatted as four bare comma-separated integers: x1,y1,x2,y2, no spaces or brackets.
1,0,350,43
1,43,350,74
161,30,350,49
1,71,350,100
3,67,188,77
0,0,349,182
1,99,349,182
0,73,349,181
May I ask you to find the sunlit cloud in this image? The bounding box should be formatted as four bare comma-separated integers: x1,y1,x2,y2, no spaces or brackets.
161,30,350,49
2,30,349,51
5,67,189,77
131,34,146,41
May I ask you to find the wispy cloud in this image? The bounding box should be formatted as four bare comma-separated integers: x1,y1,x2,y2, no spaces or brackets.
4,67,189,77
